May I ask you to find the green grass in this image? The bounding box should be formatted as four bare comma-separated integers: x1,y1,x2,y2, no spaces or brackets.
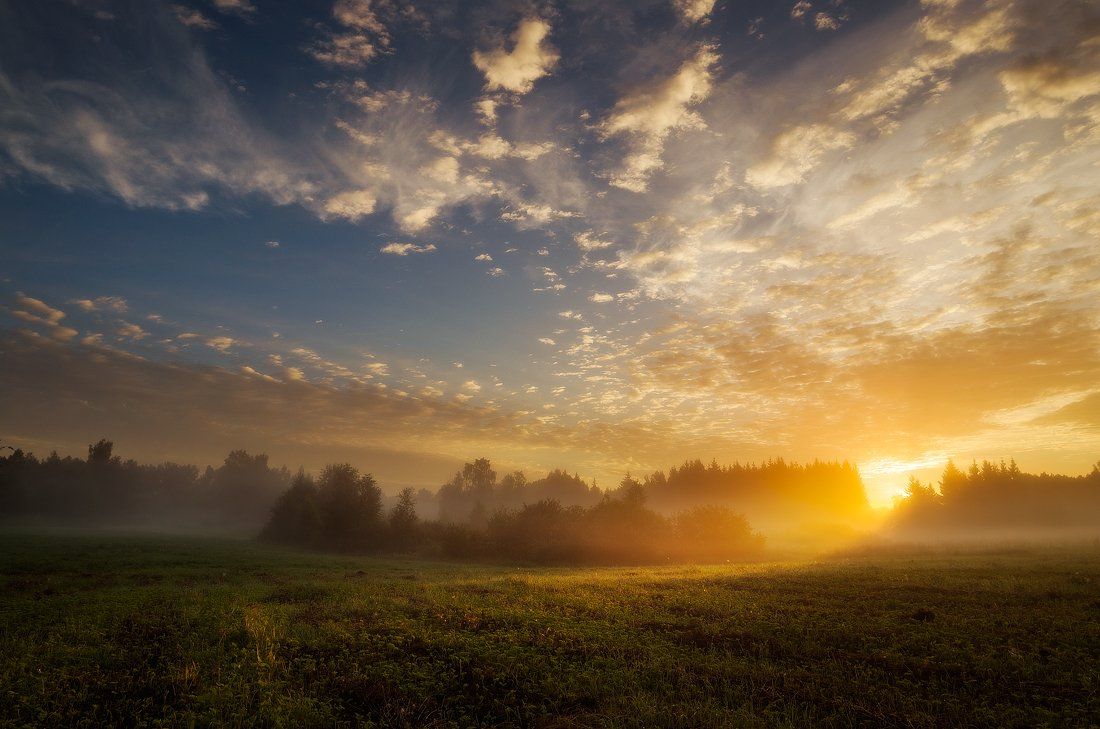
1,533,1098,727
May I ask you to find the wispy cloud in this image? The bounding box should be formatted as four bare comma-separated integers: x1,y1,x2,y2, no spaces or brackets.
210,0,256,18
173,5,219,30
599,45,719,191
380,242,437,256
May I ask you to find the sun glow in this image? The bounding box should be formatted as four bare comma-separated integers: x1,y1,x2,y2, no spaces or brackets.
858,455,950,507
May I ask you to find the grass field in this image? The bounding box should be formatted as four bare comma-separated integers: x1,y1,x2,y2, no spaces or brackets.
1,533,1098,727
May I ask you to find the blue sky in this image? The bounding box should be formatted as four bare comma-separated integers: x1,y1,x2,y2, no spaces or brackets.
2,0,1099,505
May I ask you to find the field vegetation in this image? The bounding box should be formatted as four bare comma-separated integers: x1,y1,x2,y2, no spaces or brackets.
2,533,1098,727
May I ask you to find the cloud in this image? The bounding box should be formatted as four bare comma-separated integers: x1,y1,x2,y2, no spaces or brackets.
8,293,77,342
599,46,719,191
736,0,1026,199
475,97,497,125
574,231,614,251
745,123,856,188
241,365,280,383
51,326,79,342
672,0,717,24
14,294,65,324
421,156,459,184
380,242,437,256
322,189,377,221
211,0,255,17
589,292,614,303
1035,392,1100,428
116,322,149,340
363,361,389,377
0,5,567,240
472,18,559,94
460,134,553,161
308,0,391,68
475,253,493,262
309,33,381,67
500,202,577,225
173,5,218,30
465,125,508,154
318,83,549,233
72,296,128,313
332,0,385,31
836,1,1015,124
0,331,533,484
826,184,914,229
398,206,441,232
0,5,314,213
999,54,1100,120
538,337,556,345
205,336,235,352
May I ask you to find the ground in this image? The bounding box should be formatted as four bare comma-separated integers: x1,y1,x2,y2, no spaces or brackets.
1,532,1098,727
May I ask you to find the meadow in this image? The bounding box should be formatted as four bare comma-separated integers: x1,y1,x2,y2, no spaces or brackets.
1,532,1098,727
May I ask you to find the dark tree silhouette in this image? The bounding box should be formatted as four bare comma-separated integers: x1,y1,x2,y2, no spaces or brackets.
0,442,288,529
316,463,382,551
209,450,290,527
388,487,419,550
893,459,1100,537
87,439,118,465
261,470,322,546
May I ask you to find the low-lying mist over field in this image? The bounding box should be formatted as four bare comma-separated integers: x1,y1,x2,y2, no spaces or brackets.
3,439,1096,561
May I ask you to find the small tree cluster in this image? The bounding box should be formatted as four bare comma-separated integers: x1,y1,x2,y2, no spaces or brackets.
262,464,392,551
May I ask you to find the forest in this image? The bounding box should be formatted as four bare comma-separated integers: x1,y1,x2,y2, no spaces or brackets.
0,440,288,530
891,458,1100,538
1,440,1098,563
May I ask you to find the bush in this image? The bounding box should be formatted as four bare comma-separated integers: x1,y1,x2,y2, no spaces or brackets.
261,471,322,546
673,505,766,562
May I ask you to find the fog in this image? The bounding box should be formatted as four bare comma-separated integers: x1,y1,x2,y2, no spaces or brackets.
1,440,1097,562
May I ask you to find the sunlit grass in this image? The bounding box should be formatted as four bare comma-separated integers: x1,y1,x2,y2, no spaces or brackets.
1,532,1098,726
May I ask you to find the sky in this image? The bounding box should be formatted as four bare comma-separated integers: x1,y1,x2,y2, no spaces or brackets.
1,0,1098,506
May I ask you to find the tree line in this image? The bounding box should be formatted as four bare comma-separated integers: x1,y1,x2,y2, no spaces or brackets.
262,462,765,564
892,459,1100,537
0,440,289,529
3,439,1096,558
430,456,870,529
